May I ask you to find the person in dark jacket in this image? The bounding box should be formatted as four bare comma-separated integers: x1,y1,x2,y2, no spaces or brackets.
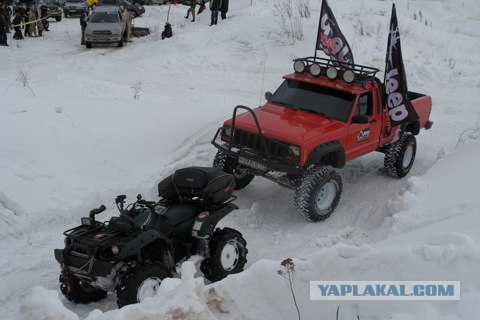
40,4,48,31
80,10,88,45
0,2,8,46
12,10,24,40
209,0,221,26
220,0,228,19
21,3,30,37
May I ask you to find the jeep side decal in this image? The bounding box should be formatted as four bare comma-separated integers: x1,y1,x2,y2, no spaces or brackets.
357,128,370,143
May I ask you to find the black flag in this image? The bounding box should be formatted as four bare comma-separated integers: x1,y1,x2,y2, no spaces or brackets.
384,4,418,126
315,0,354,66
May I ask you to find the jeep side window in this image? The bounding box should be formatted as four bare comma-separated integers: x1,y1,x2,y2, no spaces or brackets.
355,93,373,117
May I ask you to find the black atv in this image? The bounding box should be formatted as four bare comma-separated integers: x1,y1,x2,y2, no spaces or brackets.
54,166,248,308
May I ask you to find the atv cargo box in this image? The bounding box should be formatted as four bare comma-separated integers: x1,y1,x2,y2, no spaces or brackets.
158,167,235,205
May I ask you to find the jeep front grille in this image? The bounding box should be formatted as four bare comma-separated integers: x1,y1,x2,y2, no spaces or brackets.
93,31,112,35
231,129,290,160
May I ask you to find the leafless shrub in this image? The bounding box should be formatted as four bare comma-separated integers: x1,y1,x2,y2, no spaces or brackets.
336,306,361,320
16,66,35,96
444,56,456,69
297,0,310,18
270,0,304,45
131,80,142,100
277,258,300,320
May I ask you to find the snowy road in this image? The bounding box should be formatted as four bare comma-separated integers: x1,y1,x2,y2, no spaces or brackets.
1,0,480,319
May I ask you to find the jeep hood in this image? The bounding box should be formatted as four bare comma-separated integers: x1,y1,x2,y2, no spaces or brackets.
224,103,345,143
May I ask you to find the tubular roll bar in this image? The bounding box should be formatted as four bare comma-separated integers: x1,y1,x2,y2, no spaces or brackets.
212,105,273,162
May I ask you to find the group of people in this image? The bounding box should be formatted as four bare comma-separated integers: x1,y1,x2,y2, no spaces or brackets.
184,0,228,26
0,0,51,46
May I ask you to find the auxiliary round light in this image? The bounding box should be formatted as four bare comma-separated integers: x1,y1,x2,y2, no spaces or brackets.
343,70,355,83
326,66,338,80
293,60,306,73
309,63,321,76
111,245,119,255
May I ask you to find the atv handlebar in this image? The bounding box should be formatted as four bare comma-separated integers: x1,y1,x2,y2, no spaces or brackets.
89,205,106,218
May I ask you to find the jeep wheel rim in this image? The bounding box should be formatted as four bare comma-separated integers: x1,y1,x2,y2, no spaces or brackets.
315,181,336,213
220,240,239,271
403,144,414,168
137,277,162,302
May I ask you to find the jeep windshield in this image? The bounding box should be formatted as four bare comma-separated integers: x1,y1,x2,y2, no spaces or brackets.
269,80,355,122
90,12,120,23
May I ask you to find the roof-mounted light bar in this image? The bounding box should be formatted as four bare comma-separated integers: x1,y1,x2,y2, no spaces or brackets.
292,56,380,85
293,60,306,73
310,63,321,76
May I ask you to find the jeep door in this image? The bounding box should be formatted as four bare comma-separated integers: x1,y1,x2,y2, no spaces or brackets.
345,90,382,160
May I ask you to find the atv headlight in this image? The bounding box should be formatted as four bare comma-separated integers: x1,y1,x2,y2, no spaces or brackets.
288,145,300,157
111,245,119,255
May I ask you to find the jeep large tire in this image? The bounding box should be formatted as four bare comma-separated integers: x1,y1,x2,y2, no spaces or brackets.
116,262,170,308
118,37,124,47
294,166,342,222
384,133,416,179
55,16,62,22
200,228,248,282
86,41,92,48
59,272,107,304
213,151,254,190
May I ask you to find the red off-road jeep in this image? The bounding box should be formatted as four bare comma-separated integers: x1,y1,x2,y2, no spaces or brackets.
212,57,433,222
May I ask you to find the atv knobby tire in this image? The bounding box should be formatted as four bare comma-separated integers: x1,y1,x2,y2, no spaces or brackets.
116,262,170,308
294,166,342,222
200,228,248,282
213,151,254,190
59,272,107,304
384,133,417,179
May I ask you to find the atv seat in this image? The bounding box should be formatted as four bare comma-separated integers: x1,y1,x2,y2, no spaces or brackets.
159,202,203,227
157,166,235,206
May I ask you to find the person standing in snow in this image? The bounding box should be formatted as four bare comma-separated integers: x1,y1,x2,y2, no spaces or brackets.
22,3,30,37
80,10,88,45
184,0,196,22
121,6,132,42
12,10,24,40
0,2,8,46
28,5,37,37
220,0,228,20
36,6,43,36
40,4,49,31
209,0,221,26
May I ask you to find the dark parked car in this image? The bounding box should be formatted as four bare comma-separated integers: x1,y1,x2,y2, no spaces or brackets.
63,0,87,17
99,0,144,17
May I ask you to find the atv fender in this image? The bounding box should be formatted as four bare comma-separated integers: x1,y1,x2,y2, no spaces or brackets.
117,230,172,261
193,203,239,238
306,141,345,168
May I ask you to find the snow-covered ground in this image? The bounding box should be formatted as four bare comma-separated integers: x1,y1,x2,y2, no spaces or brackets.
1,0,480,319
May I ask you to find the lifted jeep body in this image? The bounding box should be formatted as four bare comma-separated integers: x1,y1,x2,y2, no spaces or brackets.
212,57,432,222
